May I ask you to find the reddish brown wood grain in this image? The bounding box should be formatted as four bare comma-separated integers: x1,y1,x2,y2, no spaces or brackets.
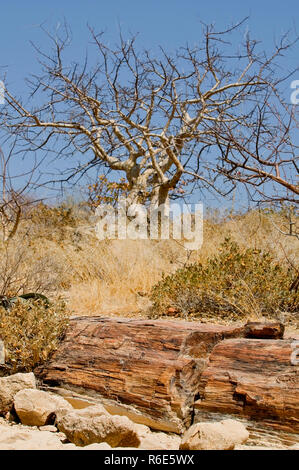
36,317,244,432
195,338,299,433
36,317,297,433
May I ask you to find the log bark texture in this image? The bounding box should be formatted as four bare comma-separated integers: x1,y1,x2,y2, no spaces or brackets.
36,317,244,432
36,317,298,434
195,338,299,433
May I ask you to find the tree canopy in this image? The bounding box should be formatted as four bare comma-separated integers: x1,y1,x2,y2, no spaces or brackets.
1,20,298,208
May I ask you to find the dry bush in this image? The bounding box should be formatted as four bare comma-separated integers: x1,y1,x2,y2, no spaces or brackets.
150,238,299,323
27,202,78,242
2,203,297,321
0,239,67,296
0,299,69,373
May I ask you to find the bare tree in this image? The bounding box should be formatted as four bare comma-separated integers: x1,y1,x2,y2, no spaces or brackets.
1,20,298,213
215,96,299,204
0,141,39,242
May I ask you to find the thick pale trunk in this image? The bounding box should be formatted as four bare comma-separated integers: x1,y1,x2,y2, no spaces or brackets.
125,181,171,239
150,185,170,213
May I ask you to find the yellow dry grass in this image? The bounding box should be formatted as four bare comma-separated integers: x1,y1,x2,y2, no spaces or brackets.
0,206,298,319
66,239,182,317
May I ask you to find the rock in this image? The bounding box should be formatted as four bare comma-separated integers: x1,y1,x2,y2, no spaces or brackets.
180,419,249,450
63,442,140,450
0,423,65,450
235,445,283,450
56,403,108,420
56,405,141,448
39,425,58,432
137,427,181,450
0,419,139,450
36,316,246,432
62,442,139,450
14,389,72,426
82,442,112,450
0,372,36,415
166,307,179,316
195,338,299,433
245,322,284,339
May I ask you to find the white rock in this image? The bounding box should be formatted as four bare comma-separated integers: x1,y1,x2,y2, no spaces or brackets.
0,373,36,414
180,419,249,450
62,442,139,450
39,425,58,433
0,419,137,450
235,445,284,450
135,423,180,450
0,423,64,450
81,442,112,450
14,389,72,426
56,405,140,448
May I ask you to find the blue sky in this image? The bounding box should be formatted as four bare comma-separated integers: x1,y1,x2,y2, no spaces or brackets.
0,1,298,209
1,0,298,93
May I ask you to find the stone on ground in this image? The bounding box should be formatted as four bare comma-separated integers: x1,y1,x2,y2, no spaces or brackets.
14,388,72,426
56,405,141,448
180,419,249,450
0,373,36,415
135,423,180,450
0,422,65,450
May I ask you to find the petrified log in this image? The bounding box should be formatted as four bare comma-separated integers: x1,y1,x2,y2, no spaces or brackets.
36,317,296,435
195,338,299,434
244,321,284,339
36,317,245,433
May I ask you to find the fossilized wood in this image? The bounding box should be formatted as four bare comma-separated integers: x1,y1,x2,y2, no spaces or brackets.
195,338,299,434
36,317,294,435
244,321,284,339
36,317,245,433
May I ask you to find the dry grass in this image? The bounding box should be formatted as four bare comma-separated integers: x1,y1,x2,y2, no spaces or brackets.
199,209,298,266
0,204,298,320
66,238,184,316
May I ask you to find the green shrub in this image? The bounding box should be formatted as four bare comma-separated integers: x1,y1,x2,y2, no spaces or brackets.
150,238,299,322
0,298,69,373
